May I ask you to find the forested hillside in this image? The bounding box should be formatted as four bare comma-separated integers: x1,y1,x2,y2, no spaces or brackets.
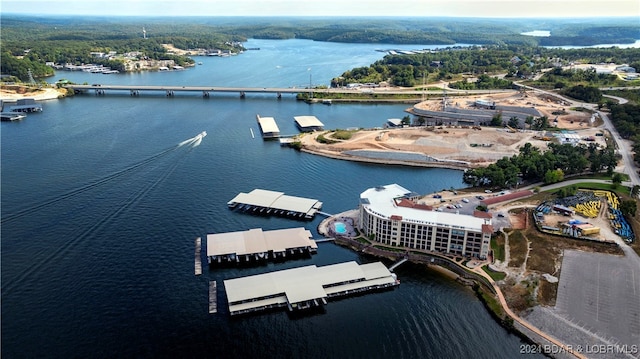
334,45,640,88
1,15,638,81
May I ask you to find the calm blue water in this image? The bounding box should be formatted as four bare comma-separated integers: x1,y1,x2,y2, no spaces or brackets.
2,39,541,358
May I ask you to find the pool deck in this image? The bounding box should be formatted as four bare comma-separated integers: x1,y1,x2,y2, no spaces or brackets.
318,209,359,238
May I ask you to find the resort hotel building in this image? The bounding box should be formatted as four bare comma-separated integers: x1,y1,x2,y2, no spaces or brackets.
358,184,493,259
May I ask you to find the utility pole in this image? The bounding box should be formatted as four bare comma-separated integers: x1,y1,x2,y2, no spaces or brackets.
27,69,36,85
422,72,426,102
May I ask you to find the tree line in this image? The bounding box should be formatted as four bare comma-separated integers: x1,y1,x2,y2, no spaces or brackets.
462,142,617,188
0,18,242,81
608,103,640,166
2,15,638,82
332,45,640,89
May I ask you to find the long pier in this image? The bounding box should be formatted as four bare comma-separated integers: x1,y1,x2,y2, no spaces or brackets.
65,84,515,99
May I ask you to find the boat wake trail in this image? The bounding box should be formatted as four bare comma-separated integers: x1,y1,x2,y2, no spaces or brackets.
1,132,206,224
178,131,207,147
2,141,198,294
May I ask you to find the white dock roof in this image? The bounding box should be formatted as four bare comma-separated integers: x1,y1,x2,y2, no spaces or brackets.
224,261,395,306
228,189,322,215
257,116,280,134
271,195,319,213
294,115,324,128
229,189,284,208
207,227,316,257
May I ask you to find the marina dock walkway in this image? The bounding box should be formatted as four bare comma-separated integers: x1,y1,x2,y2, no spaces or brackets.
314,238,335,243
389,257,409,271
209,281,217,314
194,237,202,276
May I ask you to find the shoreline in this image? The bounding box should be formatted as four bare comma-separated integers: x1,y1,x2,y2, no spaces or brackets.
318,210,585,359
0,86,68,103
300,147,471,170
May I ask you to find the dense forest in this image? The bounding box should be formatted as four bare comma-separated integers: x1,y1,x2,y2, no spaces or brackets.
0,17,244,80
333,45,640,88
608,103,640,166
1,15,638,81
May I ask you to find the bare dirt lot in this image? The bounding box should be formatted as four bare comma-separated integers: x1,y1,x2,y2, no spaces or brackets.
0,85,67,102
299,92,606,168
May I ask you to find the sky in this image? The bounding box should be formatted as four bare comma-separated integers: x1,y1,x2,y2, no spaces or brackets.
1,0,639,18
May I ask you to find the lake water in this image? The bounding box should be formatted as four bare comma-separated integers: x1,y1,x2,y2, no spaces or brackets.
1,39,542,358
521,30,551,37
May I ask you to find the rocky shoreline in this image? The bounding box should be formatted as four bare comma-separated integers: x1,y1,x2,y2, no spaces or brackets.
299,146,471,170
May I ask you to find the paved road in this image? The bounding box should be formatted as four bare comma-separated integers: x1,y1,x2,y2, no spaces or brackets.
514,82,639,189
598,109,640,187
66,83,516,97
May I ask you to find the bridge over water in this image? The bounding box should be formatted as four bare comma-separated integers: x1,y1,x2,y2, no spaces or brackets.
64,84,515,99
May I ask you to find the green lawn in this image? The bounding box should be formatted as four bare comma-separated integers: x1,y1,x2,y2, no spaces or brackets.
482,265,507,281
491,235,505,262
545,182,631,197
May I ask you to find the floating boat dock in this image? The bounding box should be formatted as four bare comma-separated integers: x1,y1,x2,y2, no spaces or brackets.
279,137,296,146
207,227,317,265
7,99,43,113
223,261,399,316
256,114,280,139
0,112,27,121
294,115,324,132
209,281,217,314
227,189,323,220
194,237,202,275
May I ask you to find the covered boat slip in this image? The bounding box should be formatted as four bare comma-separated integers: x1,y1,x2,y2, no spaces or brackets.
293,115,324,132
256,114,280,138
206,227,317,263
224,261,399,315
227,189,323,219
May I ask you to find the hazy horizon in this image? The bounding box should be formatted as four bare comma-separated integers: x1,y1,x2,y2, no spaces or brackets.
2,0,638,18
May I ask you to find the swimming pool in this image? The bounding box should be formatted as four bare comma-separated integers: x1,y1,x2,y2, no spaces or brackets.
334,222,348,234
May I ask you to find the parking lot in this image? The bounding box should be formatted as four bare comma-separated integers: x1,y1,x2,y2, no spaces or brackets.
419,190,512,229
527,250,640,358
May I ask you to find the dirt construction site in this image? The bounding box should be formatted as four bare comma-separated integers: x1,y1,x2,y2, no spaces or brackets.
300,91,607,168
